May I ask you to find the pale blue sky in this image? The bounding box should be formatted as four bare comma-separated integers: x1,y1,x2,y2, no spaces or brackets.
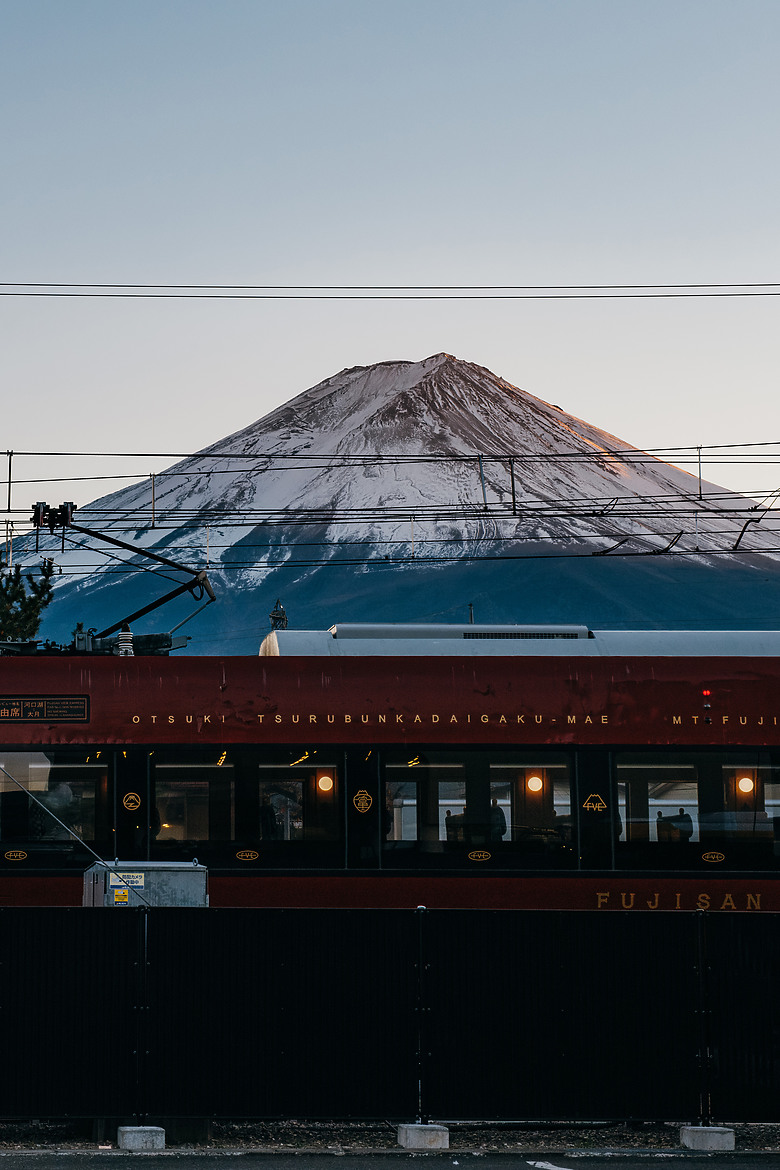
2,0,779,507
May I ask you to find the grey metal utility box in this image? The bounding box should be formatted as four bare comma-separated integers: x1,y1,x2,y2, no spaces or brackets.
83,861,208,907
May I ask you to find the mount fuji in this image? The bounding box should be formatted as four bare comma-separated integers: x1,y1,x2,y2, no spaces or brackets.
21,353,780,654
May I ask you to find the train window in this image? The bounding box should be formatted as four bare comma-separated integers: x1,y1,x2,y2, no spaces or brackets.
155,775,223,843
385,779,418,842
0,749,109,867
614,751,780,869
150,751,235,859
255,762,339,842
615,755,699,849
258,782,302,841
440,778,467,842
489,761,573,850
146,748,342,864
382,750,575,867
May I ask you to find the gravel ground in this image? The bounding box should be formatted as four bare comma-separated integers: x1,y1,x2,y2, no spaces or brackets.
1,1121,780,1152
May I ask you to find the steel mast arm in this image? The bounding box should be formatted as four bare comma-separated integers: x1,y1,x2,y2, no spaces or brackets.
95,572,215,638
67,520,209,580
31,501,217,641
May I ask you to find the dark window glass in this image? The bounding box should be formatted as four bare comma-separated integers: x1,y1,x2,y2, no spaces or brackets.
0,749,110,867
153,757,233,851
150,747,341,865
255,760,339,843
614,750,780,869
382,749,575,868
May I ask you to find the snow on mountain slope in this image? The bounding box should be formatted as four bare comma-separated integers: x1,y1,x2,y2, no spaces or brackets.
17,354,780,649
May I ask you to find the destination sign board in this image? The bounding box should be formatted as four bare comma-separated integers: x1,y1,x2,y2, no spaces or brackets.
0,696,89,722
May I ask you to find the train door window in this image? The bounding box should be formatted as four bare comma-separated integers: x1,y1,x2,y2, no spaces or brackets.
150,750,234,861
254,766,339,842
0,749,109,868
382,750,575,867
248,754,341,856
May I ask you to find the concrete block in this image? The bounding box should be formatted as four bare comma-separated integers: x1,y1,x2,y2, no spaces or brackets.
397,1124,449,1150
117,1126,166,1151
680,1126,735,1151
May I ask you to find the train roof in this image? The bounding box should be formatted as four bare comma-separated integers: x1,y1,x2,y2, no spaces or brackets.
259,624,780,657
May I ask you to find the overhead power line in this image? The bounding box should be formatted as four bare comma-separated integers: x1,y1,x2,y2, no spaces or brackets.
8,506,778,527
14,544,780,574
10,460,780,491
2,280,780,300
5,281,780,290
7,483,780,524
6,439,780,460
29,522,780,557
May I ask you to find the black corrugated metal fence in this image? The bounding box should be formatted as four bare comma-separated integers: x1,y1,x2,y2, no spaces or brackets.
0,908,778,1123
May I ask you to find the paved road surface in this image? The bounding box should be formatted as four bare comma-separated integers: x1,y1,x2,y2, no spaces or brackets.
0,1156,779,1169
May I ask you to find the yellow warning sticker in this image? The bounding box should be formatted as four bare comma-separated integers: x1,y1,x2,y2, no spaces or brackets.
113,889,129,904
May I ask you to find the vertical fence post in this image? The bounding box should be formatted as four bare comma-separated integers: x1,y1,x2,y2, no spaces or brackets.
415,906,429,1123
135,908,150,1123
695,909,713,1126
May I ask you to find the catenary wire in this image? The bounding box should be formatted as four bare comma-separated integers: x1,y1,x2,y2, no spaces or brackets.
6,438,780,458
11,457,780,488
2,280,780,300
4,281,780,290
19,525,779,555
14,546,780,572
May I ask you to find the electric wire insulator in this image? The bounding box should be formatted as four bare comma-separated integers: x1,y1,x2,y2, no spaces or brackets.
116,627,134,657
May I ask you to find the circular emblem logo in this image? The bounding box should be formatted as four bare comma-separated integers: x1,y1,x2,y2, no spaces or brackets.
353,789,373,813
4,850,27,861
236,850,259,861
468,851,492,862
123,792,141,812
702,851,725,863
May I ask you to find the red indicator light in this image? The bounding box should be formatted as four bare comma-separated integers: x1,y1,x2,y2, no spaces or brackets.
702,689,711,696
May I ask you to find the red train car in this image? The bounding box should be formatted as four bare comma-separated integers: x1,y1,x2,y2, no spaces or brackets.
1,623,780,910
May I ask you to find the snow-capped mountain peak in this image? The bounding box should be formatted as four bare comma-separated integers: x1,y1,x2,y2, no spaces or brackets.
20,354,780,652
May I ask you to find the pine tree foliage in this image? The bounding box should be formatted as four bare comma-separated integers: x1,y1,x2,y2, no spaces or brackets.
0,561,56,640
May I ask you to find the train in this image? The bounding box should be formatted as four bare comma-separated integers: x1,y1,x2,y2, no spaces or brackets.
1,621,780,910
